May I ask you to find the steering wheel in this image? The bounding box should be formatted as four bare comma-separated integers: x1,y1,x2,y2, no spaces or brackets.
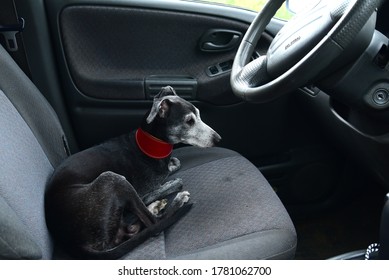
230,0,382,103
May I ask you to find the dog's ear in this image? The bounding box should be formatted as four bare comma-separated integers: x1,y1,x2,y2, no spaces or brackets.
154,86,177,99
146,97,172,124
146,86,177,124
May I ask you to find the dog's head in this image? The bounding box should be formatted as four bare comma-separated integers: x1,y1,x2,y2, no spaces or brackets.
145,86,221,147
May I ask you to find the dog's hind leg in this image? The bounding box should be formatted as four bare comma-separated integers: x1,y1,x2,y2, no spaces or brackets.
96,171,157,228
142,178,183,205
76,171,158,251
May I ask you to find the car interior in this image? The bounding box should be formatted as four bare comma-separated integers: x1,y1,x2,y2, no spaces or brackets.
0,0,388,260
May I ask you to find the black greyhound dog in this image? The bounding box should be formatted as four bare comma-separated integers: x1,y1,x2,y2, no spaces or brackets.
45,86,221,258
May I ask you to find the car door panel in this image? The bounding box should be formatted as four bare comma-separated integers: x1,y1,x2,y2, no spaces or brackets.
58,4,250,103
44,0,288,152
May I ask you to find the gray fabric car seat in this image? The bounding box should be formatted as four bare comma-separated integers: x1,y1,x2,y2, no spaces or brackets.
0,44,296,259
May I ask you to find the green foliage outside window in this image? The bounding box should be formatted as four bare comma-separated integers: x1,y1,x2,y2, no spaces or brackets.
200,0,294,20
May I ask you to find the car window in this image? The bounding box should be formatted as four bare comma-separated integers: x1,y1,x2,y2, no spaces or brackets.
199,0,294,20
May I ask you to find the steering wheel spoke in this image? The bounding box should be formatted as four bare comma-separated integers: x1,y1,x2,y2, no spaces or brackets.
236,55,270,88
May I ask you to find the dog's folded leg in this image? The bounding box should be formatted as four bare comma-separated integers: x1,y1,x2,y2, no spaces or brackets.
99,171,157,227
84,175,192,259
168,157,181,173
92,200,193,260
142,178,183,205
122,189,157,228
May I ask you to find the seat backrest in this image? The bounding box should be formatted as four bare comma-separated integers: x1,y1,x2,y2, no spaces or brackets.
0,45,68,259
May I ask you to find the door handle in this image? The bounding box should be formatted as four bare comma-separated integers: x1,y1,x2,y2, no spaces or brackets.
202,35,240,51
199,29,242,52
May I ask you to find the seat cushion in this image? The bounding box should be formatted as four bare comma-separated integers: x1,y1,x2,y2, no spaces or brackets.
122,147,296,259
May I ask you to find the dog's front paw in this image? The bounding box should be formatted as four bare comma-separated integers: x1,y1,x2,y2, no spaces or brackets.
147,199,168,216
173,191,190,208
168,157,181,173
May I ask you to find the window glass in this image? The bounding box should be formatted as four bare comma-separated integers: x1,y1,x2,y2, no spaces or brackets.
200,0,294,20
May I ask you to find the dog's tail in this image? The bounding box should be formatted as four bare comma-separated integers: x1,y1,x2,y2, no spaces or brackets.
79,202,193,259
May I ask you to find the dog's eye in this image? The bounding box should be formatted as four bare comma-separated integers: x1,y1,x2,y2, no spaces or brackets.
186,117,195,126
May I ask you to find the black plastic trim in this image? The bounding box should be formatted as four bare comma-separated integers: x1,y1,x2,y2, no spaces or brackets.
145,76,197,100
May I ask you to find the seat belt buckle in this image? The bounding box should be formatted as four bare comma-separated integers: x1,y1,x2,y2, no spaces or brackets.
0,17,25,52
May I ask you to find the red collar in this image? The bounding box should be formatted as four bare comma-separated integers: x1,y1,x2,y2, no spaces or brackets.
135,128,173,159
